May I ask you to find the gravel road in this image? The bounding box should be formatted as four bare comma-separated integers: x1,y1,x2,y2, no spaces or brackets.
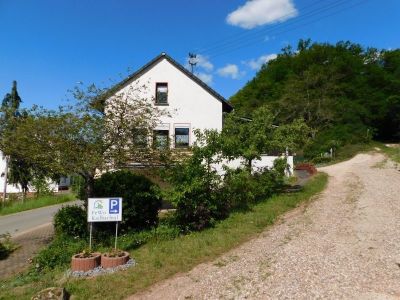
130,153,400,299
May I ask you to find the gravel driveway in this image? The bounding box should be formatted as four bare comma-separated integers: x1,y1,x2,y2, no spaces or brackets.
129,153,400,299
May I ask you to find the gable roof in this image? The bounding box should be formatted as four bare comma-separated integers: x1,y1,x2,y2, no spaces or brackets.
99,53,233,113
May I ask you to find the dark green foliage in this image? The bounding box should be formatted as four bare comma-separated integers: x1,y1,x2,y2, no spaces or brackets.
0,242,7,260
70,175,86,200
166,153,228,231
1,81,36,196
0,233,18,260
222,159,286,211
230,40,400,157
93,170,162,232
222,168,258,210
33,234,87,270
166,129,291,231
221,106,310,168
53,205,88,238
165,130,229,231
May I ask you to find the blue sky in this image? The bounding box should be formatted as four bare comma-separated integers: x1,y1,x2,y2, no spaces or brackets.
0,0,399,109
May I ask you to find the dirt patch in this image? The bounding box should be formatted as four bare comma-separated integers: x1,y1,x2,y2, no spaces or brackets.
129,153,400,299
0,224,53,279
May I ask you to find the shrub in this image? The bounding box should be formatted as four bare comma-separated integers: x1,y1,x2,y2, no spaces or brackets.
33,234,86,270
166,152,229,231
93,170,162,232
0,233,18,260
70,175,86,200
53,205,88,238
31,177,54,197
222,160,286,211
0,242,7,260
222,168,257,210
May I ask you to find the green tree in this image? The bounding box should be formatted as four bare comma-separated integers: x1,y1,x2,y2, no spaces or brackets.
221,105,310,171
0,83,167,200
165,129,227,231
230,40,400,156
0,81,34,199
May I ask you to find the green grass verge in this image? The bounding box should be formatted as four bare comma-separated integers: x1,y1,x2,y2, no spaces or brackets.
0,173,327,300
379,143,400,163
0,194,75,216
314,141,400,167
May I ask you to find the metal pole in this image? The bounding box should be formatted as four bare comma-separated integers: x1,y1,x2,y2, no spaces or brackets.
89,222,93,250
115,222,118,250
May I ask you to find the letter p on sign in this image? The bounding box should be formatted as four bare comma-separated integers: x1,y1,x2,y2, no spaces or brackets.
109,198,120,214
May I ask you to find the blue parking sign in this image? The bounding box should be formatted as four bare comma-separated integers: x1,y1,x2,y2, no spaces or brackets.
109,198,120,214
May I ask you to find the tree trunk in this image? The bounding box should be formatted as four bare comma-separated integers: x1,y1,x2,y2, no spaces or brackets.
81,170,96,209
2,156,9,204
247,159,252,174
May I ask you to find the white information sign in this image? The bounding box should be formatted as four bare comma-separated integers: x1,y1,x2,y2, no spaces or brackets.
88,198,122,222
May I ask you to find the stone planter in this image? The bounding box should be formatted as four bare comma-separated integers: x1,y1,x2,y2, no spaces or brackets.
71,252,101,272
101,251,130,269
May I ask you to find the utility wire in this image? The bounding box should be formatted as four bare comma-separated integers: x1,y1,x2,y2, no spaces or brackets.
194,0,325,54
196,0,350,55
201,0,369,59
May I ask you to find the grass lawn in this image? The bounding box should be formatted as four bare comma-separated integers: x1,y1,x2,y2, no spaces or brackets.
314,141,400,167
0,193,75,216
379,143,400,163
0,173,327,300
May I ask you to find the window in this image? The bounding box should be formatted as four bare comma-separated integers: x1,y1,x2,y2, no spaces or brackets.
153,130,169,149
132,128,148,148
155,83,168,105
174,128,189,148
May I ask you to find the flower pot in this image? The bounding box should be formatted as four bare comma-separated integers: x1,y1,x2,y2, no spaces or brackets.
71,252,101,272
101,251,130,269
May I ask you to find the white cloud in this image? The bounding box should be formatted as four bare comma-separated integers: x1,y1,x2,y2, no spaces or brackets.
226,0,298,29
217,64,244,79
185,54,213,72
196,72,213,85
244,53,277,70
196,54,214,71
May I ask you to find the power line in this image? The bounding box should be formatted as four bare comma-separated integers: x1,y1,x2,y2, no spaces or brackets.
201,0,360,57
196,0,349,55
194,0,325,54
201,0,369,59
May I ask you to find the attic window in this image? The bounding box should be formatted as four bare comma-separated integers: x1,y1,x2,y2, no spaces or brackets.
155,83,168,105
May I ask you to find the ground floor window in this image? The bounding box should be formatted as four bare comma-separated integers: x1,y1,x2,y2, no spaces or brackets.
153,130,169,149
174,127,189,148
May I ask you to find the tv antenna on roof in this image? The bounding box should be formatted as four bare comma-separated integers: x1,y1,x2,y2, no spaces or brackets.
188,53,197,74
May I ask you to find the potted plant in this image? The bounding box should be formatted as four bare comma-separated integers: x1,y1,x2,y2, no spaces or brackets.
101,249,129,269
71,249,101,272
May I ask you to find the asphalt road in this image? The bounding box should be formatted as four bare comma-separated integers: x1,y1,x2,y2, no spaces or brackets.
0,200,80,237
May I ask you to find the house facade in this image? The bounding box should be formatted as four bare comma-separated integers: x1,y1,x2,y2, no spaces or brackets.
105,52,293,174
105,52,232,149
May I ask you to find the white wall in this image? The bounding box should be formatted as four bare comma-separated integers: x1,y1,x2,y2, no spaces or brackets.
0,151,59,195
0,152,23,193
212,155,294,177
114,57,223,147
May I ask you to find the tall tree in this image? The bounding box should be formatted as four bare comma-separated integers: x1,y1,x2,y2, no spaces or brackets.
0,83,167,200
230,40,400,157
221,105,310,171
1,81,33,199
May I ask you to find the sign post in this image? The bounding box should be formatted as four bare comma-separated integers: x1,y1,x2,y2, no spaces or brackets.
87,197,123,250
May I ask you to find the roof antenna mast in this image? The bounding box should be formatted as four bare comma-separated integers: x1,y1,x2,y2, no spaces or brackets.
188,53,197,74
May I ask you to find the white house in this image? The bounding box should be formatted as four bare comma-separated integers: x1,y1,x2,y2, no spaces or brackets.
0,152,60,196
105,52,293,174
105,52,233,148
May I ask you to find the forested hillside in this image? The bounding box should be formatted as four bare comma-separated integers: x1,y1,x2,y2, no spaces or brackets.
230,40,400,159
